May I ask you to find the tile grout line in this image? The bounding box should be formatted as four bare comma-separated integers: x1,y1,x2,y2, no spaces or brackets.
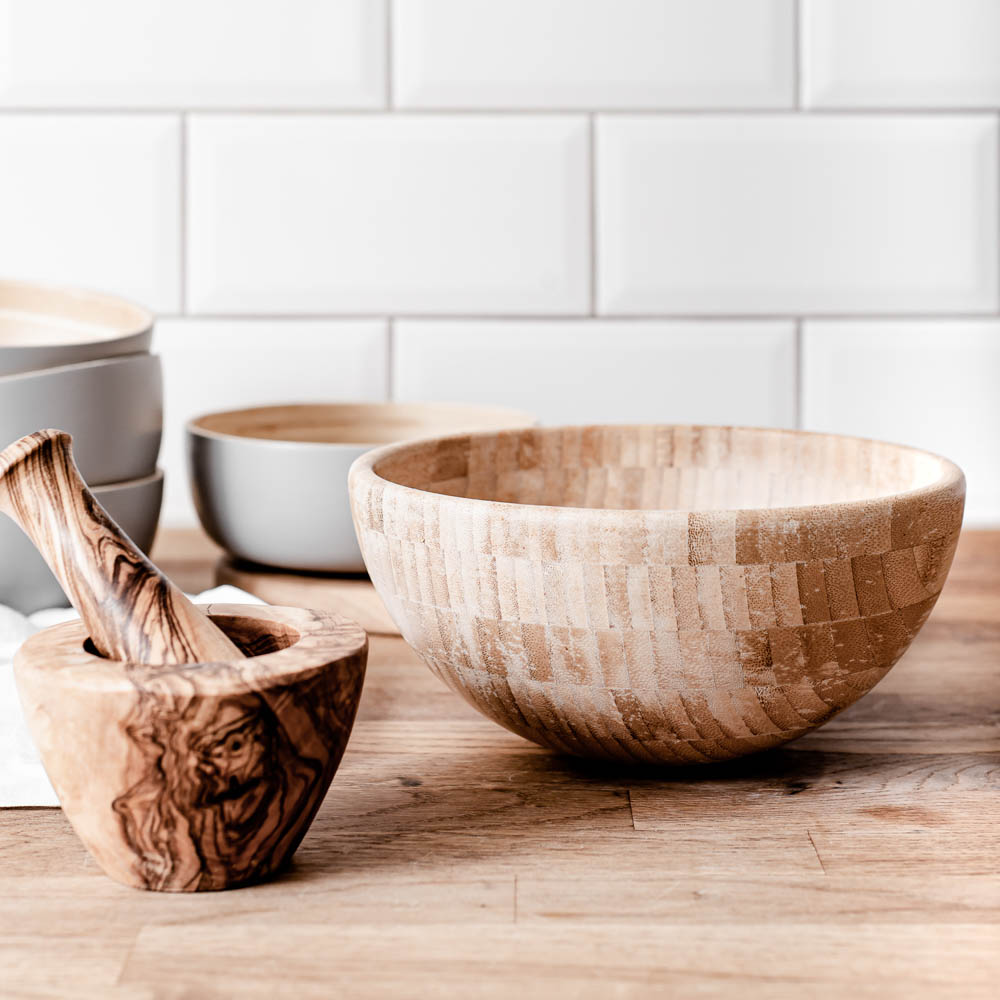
793,0,803,110
153,311,1000,323
588,114,598,317
178,112,188,315
0,107,996,116
794,319,804,429
384,0,394,109
386,319,396,402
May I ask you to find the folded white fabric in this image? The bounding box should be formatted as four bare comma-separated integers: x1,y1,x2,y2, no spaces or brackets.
0,585,266,807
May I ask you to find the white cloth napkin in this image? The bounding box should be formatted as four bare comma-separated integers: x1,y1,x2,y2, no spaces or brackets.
0,585,265,807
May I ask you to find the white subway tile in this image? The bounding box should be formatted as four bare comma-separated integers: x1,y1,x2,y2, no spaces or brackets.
188,115,589,314
802,321,1000,525
394,320,796,427
804,0,1000,108
597,115,998,315
0,0,385,108
0,115,180,312
155,319,388,525
394,0,793,109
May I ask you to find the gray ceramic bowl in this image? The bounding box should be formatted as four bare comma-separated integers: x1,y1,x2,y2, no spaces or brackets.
188,402,536,573
0,468,164,614
0,279,152,377
0,353,162,486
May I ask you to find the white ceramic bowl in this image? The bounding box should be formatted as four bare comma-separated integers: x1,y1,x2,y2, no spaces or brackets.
188,403,536,572
0,353,162,486
0,468,164,614
0,279,152,377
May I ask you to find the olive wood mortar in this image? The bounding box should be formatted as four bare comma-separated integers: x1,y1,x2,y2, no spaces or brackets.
1,430,368,890
15,604,367,891
350,424,965,765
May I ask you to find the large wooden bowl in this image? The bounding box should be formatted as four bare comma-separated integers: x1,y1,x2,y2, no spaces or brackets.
350,425,965,764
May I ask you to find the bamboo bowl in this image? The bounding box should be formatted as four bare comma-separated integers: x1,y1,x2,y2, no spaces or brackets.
350,425,965,765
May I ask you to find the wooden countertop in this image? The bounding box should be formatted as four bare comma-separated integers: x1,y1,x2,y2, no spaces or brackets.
3,529,998,998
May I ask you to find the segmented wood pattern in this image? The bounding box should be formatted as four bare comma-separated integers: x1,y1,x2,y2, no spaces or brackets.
14,604,368,891
0,429,242,664
351,425,965,764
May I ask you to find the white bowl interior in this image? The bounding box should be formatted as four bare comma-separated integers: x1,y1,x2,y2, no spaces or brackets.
0,280,151,348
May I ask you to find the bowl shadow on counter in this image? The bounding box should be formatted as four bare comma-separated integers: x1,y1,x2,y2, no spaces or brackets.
273,726,901,885
275,618,991,886
228,555,371,583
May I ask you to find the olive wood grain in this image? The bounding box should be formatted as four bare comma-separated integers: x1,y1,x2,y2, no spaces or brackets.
0,429,241,664
14,603,368,891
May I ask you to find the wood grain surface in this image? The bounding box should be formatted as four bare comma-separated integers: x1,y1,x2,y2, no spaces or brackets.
13,603,367,893
1,528,996,998
0,430,241,664
351,425,966,764
215,555,398,636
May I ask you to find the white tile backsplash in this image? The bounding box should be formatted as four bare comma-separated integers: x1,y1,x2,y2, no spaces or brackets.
802,322,1000,525
0,115,180,312
395,321,797,427
0,0,385,108
3,2,999,522
597,115,999,315
803,0,1000,108
394,0,794,109
187,115,589,314
155,319,388,524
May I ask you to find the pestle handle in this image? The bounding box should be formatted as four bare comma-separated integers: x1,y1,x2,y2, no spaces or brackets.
0,430,243,665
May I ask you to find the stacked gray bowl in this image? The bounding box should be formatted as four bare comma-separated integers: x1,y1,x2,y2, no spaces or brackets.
0,280,163,613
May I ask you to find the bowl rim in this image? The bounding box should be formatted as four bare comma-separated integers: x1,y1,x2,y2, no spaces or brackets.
349,422,966,523
0,278,153,350
0,349,160,384
15,603,367,690
91,467,164,495
186,400,538,450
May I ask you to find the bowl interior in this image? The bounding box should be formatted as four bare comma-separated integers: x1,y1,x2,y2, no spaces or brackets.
371,425,956,512
190,402,535,447
81,613,300,662
0,280,151,348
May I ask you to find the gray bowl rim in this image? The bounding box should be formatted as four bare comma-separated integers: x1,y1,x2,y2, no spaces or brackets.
0,349,160,385
91,467,164,495
0,279,153,349
186,400,538,452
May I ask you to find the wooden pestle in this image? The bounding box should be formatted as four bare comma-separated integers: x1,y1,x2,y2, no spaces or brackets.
0,429,243,664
